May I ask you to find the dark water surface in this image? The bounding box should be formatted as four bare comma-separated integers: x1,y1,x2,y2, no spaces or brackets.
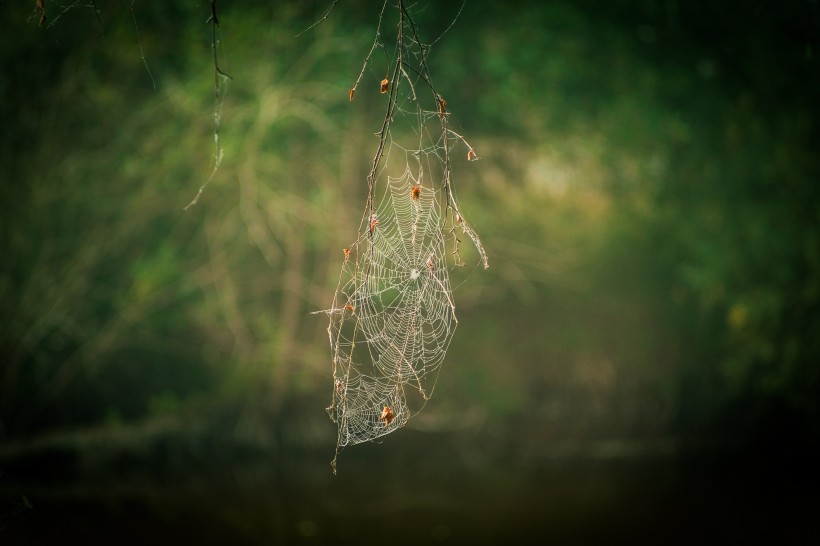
1,411,817,545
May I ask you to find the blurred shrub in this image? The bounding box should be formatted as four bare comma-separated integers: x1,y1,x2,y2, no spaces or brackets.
2,1,817,445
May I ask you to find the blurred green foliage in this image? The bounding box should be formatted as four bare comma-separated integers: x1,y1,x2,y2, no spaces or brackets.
1,0,817,450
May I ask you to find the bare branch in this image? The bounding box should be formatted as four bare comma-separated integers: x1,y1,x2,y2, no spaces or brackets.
295,0,339,38
130,1,156,89
185,0,231,210
348,0,389,101
90,0,104,40
208,0,232,84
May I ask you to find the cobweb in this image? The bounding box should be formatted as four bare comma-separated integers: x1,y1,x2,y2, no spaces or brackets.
315,0,488,473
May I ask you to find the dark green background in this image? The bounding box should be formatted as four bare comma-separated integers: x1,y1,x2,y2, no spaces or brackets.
1,1,818,543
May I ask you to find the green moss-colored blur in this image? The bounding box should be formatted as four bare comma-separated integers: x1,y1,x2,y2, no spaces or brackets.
1,0,818,543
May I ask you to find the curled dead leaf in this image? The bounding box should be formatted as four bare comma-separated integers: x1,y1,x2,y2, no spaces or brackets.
379,405,395,427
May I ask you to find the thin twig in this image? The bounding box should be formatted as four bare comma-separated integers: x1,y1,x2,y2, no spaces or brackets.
208,0,232,84
295,0,339,37
90,0,105,41
428,0,467,48
363,0,401,223
46,0,81,29
348,0,389,101
130,1,156,89
185,0,231,210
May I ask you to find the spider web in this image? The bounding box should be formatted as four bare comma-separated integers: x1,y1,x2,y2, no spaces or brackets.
326,168,455,442
316,0,487,473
